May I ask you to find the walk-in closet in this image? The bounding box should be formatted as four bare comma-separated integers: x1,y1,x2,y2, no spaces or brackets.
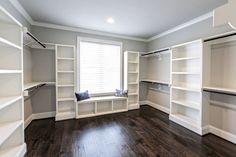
0,0,236,156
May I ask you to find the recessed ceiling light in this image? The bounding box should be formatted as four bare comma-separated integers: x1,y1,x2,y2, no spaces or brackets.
107,17,115,24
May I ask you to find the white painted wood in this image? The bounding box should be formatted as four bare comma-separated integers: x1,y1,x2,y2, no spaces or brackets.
170,40,203,135
76,96,128,119
56,45,76,121
124,51,140,109
0,6,25,156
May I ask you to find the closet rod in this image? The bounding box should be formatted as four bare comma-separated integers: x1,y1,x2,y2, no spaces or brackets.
203,89,236,97
26,31,46,48
141,48,170,56
204,32,236,42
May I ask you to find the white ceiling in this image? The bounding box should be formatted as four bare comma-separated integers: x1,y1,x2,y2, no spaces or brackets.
18,0,227,39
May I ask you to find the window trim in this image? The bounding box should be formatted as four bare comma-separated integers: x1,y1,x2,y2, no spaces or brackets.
77,37,123,96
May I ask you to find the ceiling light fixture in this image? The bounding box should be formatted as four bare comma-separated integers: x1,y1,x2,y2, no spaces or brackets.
107,17,115,24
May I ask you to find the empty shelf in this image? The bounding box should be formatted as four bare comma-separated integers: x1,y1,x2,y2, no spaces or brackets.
57,98,74,102
0,96,22,110
57,57,74,60
203,86,236,95
0,70,22,74
170,113,200,126
172,57,200,61
0,37,21,50
172,99,200,110
172,72,200,75
78,96,127,103
57,71,74,73
129,93,138,96
128,82,139,85
0,120,22,145
172,86,201,92
128,61,138,64
57,84,74,87
140,79,169,85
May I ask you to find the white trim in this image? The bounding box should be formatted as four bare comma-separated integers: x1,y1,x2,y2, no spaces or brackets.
9,0,34,24
147,12,213,41
9,0,215,42
24,114,33,129
24,111,56,129
209,125,236,144
32,111,56,120
141,100,170,114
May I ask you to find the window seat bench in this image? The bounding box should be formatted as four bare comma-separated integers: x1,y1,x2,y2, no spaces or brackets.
76,96,128,119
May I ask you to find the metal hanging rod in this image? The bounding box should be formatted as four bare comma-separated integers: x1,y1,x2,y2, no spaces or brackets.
204,32,236,42
141,48,170,57
26,32,46,48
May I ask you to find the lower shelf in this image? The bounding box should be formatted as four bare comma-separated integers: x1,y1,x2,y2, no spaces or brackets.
56,111,75,121
0,143,26,157
170,113,202,135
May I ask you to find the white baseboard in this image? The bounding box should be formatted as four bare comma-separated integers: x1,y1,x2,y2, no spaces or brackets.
208,125,236,144
128,104,140,110
24,114,33,129
24,111,56,129
141,100,170,114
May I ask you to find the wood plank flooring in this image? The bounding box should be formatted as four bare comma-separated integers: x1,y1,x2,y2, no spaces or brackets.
24,106,236,157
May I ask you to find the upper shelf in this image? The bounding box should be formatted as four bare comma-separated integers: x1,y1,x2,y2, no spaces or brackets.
23,28,47,49
140,79,170,86
203,86,236,96
24,82,56,90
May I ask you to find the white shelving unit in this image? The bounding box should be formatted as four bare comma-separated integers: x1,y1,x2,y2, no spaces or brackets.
56,45,76,121
170,39,205,135
76,96,128,119
124,51,140,110
0,5,26,156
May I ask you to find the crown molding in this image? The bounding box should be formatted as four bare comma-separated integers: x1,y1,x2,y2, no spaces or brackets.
9,0,213,42
147,12,213,41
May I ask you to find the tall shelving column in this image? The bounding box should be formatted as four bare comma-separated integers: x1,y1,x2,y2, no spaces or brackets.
170,40,205,135
124,51,140,110
56,45,76,121
0,6,26,156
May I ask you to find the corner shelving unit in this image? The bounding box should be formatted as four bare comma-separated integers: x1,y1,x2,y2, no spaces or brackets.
56,45,76,121
170,39,205,135
0,5,26,157
124,51,140,110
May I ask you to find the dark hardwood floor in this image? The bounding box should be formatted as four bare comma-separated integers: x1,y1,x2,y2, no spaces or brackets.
24,106,236,157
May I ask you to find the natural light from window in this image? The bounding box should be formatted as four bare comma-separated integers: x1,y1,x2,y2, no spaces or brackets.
79,39,121,95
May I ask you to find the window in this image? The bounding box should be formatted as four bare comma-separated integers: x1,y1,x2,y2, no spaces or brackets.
78,38,122,95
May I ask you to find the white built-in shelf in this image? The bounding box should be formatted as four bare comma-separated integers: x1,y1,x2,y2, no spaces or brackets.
128,61,138,64
57,57,74,60
0,121,22,145
0,96,21,110
0,37,22,50
0,144,26,157
172,57,200,61
172,72,200,75
128,71,138,74
57,84,74,87
57,71,74,73
170,113,200,127
203,86,236,95
78,96,127,104
24,82,56,90
0,70,22,74
128,82,139,85
140,79,169,86
129,93,138,96
57,98,74,102
172,99,200,110
172,86,201,92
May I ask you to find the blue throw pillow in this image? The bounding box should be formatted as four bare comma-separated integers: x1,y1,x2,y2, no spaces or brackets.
75,90,90,101
115,89,128,97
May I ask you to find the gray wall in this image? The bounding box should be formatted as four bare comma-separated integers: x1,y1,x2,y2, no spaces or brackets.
148,18,233,51
32,26,148,52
